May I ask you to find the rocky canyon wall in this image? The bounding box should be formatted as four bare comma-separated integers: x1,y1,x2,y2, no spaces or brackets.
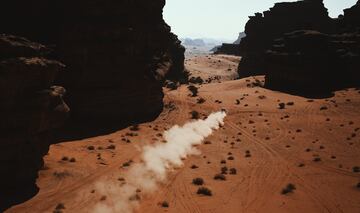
0,35,69,210
0,0,185,210
237,0,360,95
0,0,186,124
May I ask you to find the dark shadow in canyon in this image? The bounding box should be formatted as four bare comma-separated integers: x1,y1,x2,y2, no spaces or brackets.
54,112,162,142
0,186,39,213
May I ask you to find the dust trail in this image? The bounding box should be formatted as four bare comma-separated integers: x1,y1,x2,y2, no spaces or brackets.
93,111,226,213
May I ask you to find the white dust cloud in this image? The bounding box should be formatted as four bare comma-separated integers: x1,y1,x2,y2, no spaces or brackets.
93,111,226,213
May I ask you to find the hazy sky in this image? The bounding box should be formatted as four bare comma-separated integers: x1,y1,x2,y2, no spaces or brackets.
164,0,358,41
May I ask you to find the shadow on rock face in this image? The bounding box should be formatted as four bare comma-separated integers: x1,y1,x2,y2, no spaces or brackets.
0,131,56,212
0,35,69,211
54,109,162,142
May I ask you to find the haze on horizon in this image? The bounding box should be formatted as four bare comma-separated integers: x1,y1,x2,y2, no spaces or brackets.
164,0,357,41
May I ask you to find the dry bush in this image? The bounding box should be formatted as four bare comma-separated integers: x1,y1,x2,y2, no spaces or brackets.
192,178,204,185
197,187,212,196
281,183,296,194
214,174,226,181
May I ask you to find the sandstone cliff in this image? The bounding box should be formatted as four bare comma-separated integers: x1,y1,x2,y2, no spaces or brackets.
0,0,186,209
0,34,69,210
0,0,186,125
238,0,334,78
264,31,360,96
238,0,360,95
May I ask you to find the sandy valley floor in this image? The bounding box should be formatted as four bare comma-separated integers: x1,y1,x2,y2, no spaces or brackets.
7,55,360,213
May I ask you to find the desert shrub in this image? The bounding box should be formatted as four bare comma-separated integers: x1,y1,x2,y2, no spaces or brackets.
188,85,199,97
287,102,295,106
281,183,296,194
190,164,199,169
107,145,116,150
61,156,69,161
53,171,71,179
214,174,226,181
252,79,263,87
69,158,76,163
353,166,360,173
229,168,237,175
221,166,228,174
320,106,328,110
129,124,140,131
197,187,212,196
55,203,65,210
87,146,95,151
189,76,204,84
190,111,200,119
278,103,286,109
161,201,169,208
313,157,321,162
122,161,131,167
197,97,206,104
192,178,204,185
228,156,234,160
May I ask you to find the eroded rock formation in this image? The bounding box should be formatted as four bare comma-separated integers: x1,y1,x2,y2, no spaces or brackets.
238,0,360,95
238,0,334,78
264,31,360,96
0,0,186,126
0,0,186,210
341,0,360,31
0,34,69,210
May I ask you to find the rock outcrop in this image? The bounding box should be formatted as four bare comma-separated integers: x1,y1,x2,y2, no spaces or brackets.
238,0,334,78
237,0,360,95
0,0,186,209
341,0,360,31
0,0,186,126
214,32,245,55
0,34,69,210
264,31,360,96
214,43,240,55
